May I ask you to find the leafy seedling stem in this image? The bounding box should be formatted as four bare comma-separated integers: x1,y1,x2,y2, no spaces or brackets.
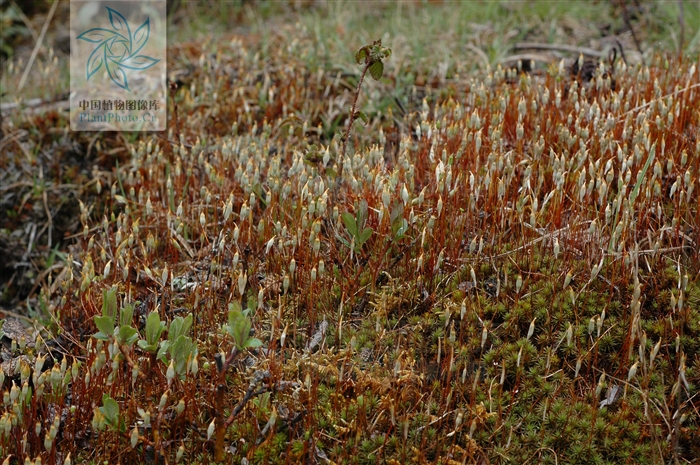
337,39,392,190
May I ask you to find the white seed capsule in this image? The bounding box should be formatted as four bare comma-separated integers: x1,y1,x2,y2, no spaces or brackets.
223,197,233,221
102,260,112,279
628,361,638,381
190,355,199,376
159,391,169,409
469,418,477,438
131,426,139,448
207,419,216,440
10,382,20,402
527,318,536,341
382,184,391,208
400,184,409,205
238,272,247,296
596,372,606,397
650,339,661,366
166,360,175,385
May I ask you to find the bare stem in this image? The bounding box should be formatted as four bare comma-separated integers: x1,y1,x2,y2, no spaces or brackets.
213,348,237,462
678,0,685,59
339,64,370,180
214,382,226,461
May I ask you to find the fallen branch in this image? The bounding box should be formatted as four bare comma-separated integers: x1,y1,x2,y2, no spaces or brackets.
18,0,59,92
513,42,604,58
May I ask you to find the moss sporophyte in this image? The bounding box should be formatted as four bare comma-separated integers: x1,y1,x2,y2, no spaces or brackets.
1,4,699,464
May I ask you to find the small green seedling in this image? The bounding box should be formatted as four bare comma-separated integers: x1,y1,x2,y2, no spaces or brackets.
93,287,139,346
339,199,374,255
210,300,263,461
94,394,123,432
340,39,392,161
223,300,262,351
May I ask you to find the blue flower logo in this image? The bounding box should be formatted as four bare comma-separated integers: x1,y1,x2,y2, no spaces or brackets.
77,7,160,91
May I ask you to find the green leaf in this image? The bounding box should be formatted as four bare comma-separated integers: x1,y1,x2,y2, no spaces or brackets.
118,325,139,345
145,312,165,346
335,233,351,249
358,227,373,246
93,331,111,341
171,335,196,375
355,110,368,124
228,300,242,315
226,309,241,336
369,61,384,80
395,219,408,239
390,202,404,224
102,287,118,324
157,340,170,362
391,202,409,240
137,340,158,353
358,199,369,227
94,315,115,337
231,311,252,350
252,183,268,208
228,302,242,329
119,303,134,328
355,46,369,64
341,212,358,237
100,395,120,426
247,295,257,313
629,142,655,205
243,337,263,349
168,314,193,344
